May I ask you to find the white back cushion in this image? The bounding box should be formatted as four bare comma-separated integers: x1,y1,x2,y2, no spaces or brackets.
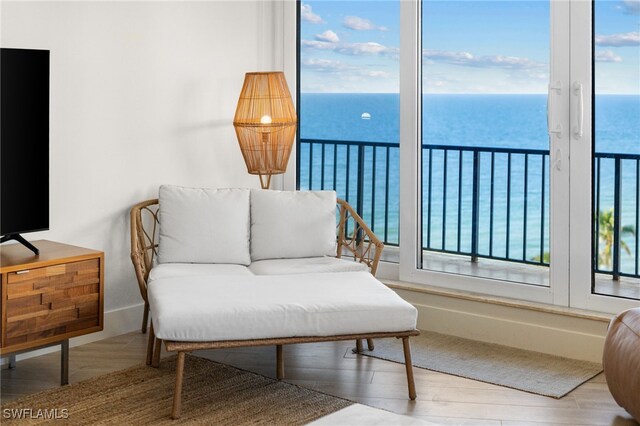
158,185,251,265
250,190,336,261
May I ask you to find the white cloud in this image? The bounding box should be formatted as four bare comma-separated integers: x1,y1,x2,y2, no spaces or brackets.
363,70,391,78
620,0,640,15
476,55,543,69
594,31,640,47
301,40,336,50
424,50,474,63
302,58,354,72
423,49,545,70
315,30,339,43
302,39,399,59
595,50,623,62
301,3,325,24
342,16,388,31
424,75,455,92
302,59,391,80
336,42,389,55
524,72,551,80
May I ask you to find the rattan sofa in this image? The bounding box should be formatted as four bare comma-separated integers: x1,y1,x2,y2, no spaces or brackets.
130,186,419,419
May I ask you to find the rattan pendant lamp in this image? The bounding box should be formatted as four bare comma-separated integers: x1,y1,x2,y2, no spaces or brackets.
233,72,297,189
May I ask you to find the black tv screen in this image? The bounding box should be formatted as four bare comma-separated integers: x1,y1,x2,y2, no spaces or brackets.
0,48,50,236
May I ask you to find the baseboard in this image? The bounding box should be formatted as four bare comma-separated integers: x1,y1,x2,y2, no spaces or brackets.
1,303,145,365
388,282,609,363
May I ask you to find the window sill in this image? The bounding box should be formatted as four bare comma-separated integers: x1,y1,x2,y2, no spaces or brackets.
382,278,613,323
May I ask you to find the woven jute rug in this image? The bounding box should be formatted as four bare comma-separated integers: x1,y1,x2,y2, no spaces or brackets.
0,354,352,425
363,331,602,398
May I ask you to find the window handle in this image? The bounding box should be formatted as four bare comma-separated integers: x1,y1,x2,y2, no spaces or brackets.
553,149,562,171
547,81,562,139
573,82,583,140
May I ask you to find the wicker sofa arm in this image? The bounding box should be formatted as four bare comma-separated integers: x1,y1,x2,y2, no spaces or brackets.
130,199,160,303
336,198,385,276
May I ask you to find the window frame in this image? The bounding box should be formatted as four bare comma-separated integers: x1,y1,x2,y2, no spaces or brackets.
568,0,640,313
291,0,640,314
399,0,572,306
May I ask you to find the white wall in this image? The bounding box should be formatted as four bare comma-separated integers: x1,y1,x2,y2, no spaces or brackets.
1,1,273,315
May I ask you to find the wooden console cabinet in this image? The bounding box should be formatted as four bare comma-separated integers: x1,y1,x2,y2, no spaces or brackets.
0,240,104,384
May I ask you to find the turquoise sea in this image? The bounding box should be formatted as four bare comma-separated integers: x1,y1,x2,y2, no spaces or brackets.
299,93,640,274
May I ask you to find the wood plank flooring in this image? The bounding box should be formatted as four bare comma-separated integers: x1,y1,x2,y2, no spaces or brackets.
1,331,637,425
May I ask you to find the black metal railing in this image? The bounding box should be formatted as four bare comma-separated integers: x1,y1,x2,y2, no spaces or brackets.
299,139,400,244
594,152,640,280
421,144,550,266
299,138,640,279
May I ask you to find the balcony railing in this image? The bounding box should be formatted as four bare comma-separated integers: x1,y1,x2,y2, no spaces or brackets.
299,139,401,244
421,144,549,266
594,153,640,279
299,138,640,279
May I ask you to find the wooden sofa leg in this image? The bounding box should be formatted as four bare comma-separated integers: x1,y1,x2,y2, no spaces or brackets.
402,337,417,400
152,336,162,368
146,322,156,366
171,352,186,420
141,301,150,333
355,339,363,353
366,338,375,351
276,345,284,380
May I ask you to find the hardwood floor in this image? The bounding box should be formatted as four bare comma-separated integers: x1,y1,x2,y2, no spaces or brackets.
1,331,637,425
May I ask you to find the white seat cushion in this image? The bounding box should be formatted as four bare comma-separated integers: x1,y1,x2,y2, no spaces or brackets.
158,185,251,265
250,189,337,261
148,271,417,342
249,257,368,275
148,263,253,282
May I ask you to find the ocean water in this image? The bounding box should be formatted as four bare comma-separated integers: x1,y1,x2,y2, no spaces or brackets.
299,93,640,273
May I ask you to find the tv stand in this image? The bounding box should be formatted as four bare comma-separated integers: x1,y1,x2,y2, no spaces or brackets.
0,233,40,255
1,240,104,386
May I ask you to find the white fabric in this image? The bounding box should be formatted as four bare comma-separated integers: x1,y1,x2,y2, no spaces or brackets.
250,189,337,261
148,271,417,342
157,185,251,265
148,263,253,282
249,257,368,275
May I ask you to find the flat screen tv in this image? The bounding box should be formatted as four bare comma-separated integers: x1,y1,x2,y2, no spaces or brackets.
0,48,50,255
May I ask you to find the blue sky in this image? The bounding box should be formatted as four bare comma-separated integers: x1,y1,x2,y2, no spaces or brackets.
300,0,640,94
595,0,640,93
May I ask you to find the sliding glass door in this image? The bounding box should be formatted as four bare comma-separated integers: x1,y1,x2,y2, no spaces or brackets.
570,0,640,312
295,0,640,313
421,0,552,283
400,0,570,304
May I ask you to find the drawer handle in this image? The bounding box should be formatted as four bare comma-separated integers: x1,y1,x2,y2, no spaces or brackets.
16,270,31,275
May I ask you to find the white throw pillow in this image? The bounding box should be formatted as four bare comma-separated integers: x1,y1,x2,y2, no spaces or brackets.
158,185,251,265
250,189,336,260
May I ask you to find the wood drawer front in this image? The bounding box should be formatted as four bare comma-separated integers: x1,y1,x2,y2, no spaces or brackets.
4,258,100,347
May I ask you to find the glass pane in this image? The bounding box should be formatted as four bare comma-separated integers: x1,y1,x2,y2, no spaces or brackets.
420,0,550,286
592,0,640,300
298,1,400,261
